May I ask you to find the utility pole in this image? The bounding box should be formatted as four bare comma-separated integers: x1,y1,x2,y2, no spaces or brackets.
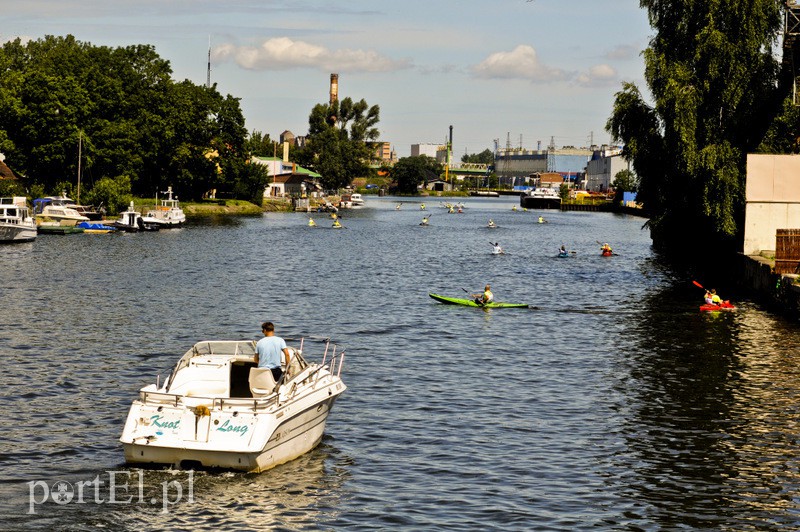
206,36,211,89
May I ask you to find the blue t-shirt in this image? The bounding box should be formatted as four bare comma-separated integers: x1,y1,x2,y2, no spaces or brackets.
256,336,286,369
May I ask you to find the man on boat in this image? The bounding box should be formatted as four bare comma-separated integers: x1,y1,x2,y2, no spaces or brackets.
420,216,429,226
600,243,613,255
472,284,494,306
256,322,291,382
492,242,504,254
488,219,496,228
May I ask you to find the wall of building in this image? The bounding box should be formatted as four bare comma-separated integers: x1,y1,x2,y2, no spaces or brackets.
744,154,800,255
585,154,629,192
411,143,442,158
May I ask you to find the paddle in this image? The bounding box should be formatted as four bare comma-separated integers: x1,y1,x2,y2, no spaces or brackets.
692,280,704,290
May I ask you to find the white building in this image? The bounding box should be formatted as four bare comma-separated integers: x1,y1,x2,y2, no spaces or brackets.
411,143,443,158
584,147,629,192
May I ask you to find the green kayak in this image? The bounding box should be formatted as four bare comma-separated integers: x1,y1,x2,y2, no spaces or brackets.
429,293,529,308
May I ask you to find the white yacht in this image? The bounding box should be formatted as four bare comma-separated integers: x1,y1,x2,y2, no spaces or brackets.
33,195,90,226
141,186,186,228
120,337,347,472
0,197,37,242
350,193,365,208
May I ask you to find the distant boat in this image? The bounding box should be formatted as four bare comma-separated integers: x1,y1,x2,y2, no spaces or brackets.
521,188,561,210
110,202,160,232
350,193,365,207
140,186,186,228
0,197,37,242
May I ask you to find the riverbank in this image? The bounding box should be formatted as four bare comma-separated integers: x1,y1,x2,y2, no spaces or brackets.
739,252,800,317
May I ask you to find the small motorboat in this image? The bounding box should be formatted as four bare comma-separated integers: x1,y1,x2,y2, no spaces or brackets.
120,337,347,472
111,202,160,232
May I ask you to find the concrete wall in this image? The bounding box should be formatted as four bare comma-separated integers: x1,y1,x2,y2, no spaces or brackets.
744,154,800,254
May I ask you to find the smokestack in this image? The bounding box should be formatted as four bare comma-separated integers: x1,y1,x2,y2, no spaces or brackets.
329,73,339,105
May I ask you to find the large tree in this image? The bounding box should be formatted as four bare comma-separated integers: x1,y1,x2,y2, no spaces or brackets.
606,1,783,254
295,96,380,191
391,155,441,194
0,35,250,201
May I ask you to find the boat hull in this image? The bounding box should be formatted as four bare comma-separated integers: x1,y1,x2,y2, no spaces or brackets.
0,223,37,242
429,293,528,308
122,395,340,472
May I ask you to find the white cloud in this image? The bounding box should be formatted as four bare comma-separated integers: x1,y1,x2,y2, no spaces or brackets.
214,37,411,73
575,64,618,87
470,45,567,82
606,44,640,61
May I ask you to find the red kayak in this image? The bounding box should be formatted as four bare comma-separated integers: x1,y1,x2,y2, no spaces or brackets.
601,251,613,257
700,301,736,312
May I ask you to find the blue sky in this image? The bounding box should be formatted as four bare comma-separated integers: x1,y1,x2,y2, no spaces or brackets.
3,0,652,157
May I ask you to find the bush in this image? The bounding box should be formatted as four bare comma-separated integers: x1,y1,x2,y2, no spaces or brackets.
83,175,133,215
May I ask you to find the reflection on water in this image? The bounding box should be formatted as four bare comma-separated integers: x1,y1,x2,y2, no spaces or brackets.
3,198,800,530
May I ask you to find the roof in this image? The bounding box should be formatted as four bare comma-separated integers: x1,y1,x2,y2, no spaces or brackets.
0,160,18,180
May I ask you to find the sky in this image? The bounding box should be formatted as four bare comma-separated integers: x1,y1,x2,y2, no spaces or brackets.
2,0,653,158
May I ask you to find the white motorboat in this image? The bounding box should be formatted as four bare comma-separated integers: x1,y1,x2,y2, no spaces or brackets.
141,186,186,228
350,193,365,207
0,197,37,242
120,337,347,472
111,201,160,232
33,195,90,226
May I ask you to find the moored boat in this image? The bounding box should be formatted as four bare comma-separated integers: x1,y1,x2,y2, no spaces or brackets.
140,186,186,228
429,293,528,308
33,195,90,226
521,188,561,210
120,337,347,472
350,193,365,207
111,202,160,232
0,197,37,242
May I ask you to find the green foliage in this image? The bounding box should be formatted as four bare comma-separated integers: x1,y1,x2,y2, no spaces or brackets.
461,149,494,165
83,175,133,215
559,183,570,201
391,156,441,194
606,2,782,253
246,131,276,157
0,178,26,197
0,35,250,202
296,97,380,190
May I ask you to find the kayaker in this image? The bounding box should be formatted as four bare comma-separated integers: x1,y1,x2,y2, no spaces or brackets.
559,245,569,257
488,219,496,228
492,242,504,254
538,216,545,224
705,288,722,305
472,284,494,305
420,216,429,226
600,242,613,255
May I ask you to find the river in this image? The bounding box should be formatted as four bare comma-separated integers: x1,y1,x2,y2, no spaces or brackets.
2,196,800,530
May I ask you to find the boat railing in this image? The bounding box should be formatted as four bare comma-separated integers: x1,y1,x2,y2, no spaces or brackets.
139,390,279,410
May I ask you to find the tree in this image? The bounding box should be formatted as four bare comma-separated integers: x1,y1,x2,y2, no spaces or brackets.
246,131,276,157
611,169,637,204
0,35,250,201
461,149,494,165
391,155,441,194
296,96,380,190
606,2,782,254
